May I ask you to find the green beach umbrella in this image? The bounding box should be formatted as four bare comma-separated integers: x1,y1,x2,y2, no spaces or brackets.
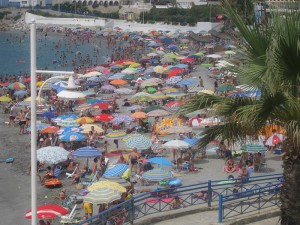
123,74,135,80
217,85,236,92
201,63,212,67
194,52,204,56
147,87,157,93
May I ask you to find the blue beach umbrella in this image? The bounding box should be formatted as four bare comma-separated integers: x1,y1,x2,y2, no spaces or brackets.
173,64,189,69
40,112,56,119
59,132,86,141
177,78,198,86
14,90,28,96
240,144,267,153
182,137,199,146
72,146,102,158
142,169,173,181
102,164,129,178
56,126,83,135
147,157,174,167
27,123,48,132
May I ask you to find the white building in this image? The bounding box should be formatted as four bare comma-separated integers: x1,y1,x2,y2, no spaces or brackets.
9,0,44,7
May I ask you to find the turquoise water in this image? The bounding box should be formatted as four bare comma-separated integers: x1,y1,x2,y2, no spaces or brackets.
0,31,112,75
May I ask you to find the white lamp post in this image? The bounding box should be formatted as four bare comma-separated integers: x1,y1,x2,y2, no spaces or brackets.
30,20,76,225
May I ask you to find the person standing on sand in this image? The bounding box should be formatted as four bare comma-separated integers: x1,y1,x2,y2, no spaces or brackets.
8,103,17,127
199,76,204,87
18,109,26,134
214,79,218,92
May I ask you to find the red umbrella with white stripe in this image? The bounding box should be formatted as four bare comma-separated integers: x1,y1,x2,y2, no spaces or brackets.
25,204,68,220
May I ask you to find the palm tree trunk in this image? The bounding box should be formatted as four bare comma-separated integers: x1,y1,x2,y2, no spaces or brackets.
281,140,300,225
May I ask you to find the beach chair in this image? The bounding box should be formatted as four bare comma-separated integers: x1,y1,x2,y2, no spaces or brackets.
81,171,99,186
60,204,78,224
66,164,79,179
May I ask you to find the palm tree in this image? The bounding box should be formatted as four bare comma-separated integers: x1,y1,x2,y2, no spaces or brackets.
182,2,300,224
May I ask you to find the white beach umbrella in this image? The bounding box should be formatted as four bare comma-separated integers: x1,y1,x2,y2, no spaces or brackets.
37,146,70,164
163,140,191,149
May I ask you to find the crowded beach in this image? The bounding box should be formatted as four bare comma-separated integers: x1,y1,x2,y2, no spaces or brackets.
0,27,284,224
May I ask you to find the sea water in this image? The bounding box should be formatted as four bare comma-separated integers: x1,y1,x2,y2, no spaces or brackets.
0,31,112,75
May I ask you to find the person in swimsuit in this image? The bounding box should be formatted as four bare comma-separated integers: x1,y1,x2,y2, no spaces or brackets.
129,148,140,175
18,109,26,134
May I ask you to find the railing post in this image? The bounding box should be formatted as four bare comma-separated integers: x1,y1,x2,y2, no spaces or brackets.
218,194,223,223
258,189,261,210
130,198,135,224
208,180,212,207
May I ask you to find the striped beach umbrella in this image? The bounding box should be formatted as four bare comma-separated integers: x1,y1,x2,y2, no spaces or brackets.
59,132,86,142
98,177,131,187
125,135,152,150
37,146,70,164
56,126,83,135
84,188,121,204
101,85,116,91
142,169,173,181
102,163,129,178
147,157,174,167
104,130,127,140
241,144,268,153
114,88,134,95
147,109,171,117
92,102,110,110
57,118,80,127
72,146,102,158
87,180,127,193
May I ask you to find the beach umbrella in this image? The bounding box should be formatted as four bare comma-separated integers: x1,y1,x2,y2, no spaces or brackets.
240,144,268,153
121,67,137,74
114,88,134,95
37,146,70,164
161,57,174,63
201,63,213,67
101,85,116,91
92,102,111,110
0,96,12,102
177,78,198,86
76,117,95,124
153,66,165,74
40,112,56,119
72,146,102,158
147,157,174,167
217,85,236,92
141,81,158,87
0,82,11,87
8,82,26,90
189,117,203,127
59,132,86,141
84,71,102,77
111,114,134,123
57,118,79,127
182,137,199,146
163,140,190,149
187,86,204,93
13,90,28,97
166,92,186,98
81,124,104,134
110,79,128,86
200,117,222,126
143,105,164,113
75,104,92,112
94,114,115,122
142,169,173,181
97,177,131,187
27,123,48,132
40,126,59,134
103,163,129,178
24,96,46,103
167,125,193,134
56,126,83,135
123,74,135,81
167,68,184,79
125,135,152,150
131,111,147,119
126,105,144,111
24,204,68,220
164,53,178,59
265,133,284,146
172,64,189,69
199,89,214,95
165,101,184,109
147,109,171,117
147,87,157,93
87,180,127,193
150,93,169,100
225,50,236,55
131,92,151,99
104,130,127,140
85,98,106,104
84,188,121,204
166,76,182,85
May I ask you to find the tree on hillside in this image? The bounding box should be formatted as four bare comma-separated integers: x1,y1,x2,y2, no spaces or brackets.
181,1,300,224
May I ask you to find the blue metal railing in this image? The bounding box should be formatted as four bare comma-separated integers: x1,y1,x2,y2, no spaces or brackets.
218,182,282,223
76,173,282,225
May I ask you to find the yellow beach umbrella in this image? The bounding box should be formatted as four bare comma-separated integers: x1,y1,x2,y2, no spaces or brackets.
153,66,165,74
24,96,46,103
0,96,12,102
76,117,94,124
129,62,141,68
87,180,127,193
81,124,104,134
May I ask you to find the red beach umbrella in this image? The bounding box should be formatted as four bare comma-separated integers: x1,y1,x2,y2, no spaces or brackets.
167,68,184,79
92,102,111,110
40,126,59,134
25,204,68,220
181,58,194,63
94,114,115,122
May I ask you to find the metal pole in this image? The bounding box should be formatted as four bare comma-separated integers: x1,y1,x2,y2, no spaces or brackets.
218,195,223,223
37,76,65,104
142,0,145,24
30,20,37,225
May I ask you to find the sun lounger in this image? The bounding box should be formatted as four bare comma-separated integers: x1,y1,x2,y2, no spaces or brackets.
66,164,79,179
81,171,99,186
60,204,78,224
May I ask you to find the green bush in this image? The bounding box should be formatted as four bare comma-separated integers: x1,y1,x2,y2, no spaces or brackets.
0,11,11,20
180,22,187,26
172,21,178,25
13,15,21,21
